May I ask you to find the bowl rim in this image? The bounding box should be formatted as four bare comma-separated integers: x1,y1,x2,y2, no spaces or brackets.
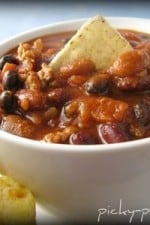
0,16,150,48
0,130,150,154
0,16,150,153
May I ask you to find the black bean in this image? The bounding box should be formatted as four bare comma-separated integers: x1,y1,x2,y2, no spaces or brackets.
85,74,109,95
69,131,97,145
0,91,17,113
3,71,22,91
0,55,18,70
98,123,129,144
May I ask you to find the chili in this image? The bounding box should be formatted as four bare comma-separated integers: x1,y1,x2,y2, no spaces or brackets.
0,30,149,144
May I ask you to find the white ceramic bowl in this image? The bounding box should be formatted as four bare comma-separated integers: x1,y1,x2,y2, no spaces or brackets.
0,17,150,224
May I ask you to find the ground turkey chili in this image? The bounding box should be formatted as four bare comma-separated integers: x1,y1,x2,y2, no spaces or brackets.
0,30,150,144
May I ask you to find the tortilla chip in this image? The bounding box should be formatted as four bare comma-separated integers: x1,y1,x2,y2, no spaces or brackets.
50,15,133,72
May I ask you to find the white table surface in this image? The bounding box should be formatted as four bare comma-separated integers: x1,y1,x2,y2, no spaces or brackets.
0,0,150,42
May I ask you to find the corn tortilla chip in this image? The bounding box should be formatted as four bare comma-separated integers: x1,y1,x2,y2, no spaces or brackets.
50,15,133,72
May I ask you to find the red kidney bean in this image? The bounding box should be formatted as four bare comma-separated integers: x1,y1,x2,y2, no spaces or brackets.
69,131,97,145
134,100,150,126
48,88,68,105
98,123,129,144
